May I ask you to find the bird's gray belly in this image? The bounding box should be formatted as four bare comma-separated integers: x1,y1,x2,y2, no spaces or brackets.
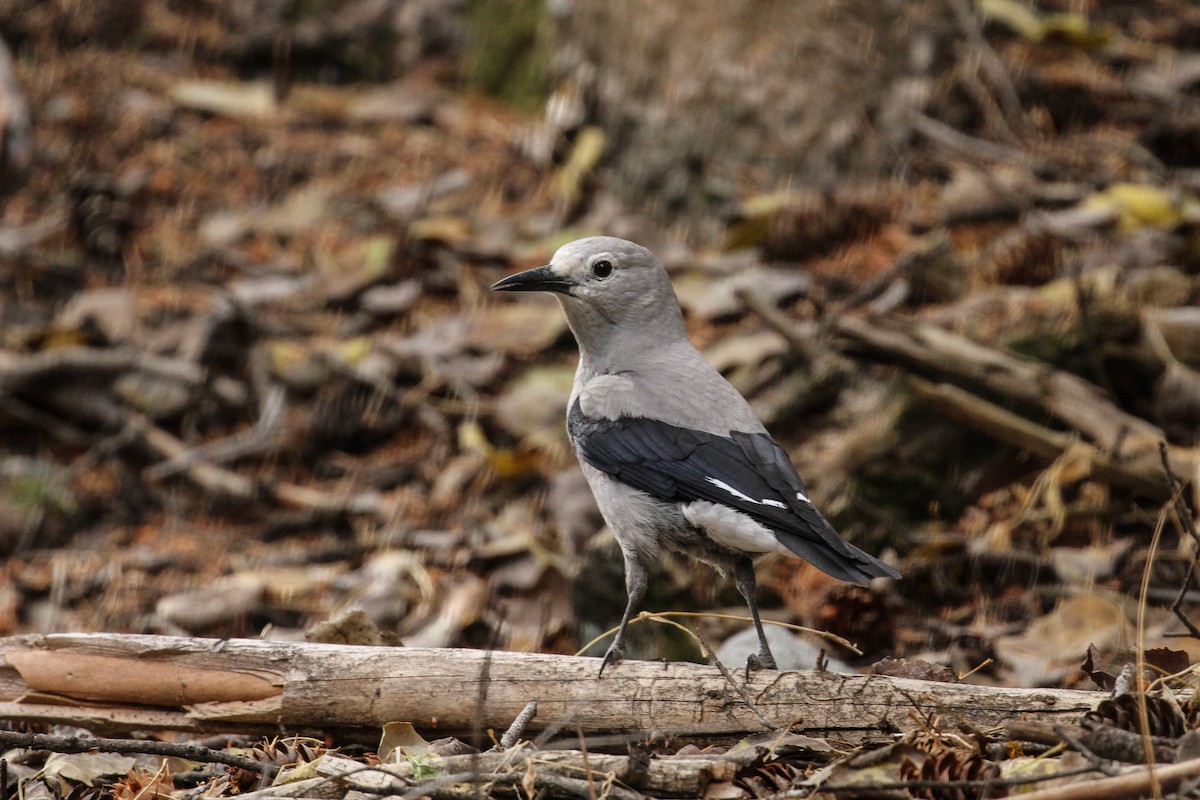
580,463,750,573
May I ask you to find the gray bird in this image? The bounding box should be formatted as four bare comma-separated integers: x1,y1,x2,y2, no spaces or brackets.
492,236,899,674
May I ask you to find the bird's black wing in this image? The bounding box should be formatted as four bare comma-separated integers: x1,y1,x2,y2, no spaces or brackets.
568,401,899,583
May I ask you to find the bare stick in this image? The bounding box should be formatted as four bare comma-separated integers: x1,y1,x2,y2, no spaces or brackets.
692,628,779,732
1161,442,1200,640
0,730,277,776
0,347,203,394
499,702,538,750
145,385,286,480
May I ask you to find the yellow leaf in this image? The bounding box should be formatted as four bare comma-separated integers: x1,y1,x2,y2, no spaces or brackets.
722,191,793,251
1042,12,1111,48
555,126,606,202
360,235,395,276
1083,183,1182,232
976,0,1043,40
457,421,543,478
458,420,489,454
329,336,372,366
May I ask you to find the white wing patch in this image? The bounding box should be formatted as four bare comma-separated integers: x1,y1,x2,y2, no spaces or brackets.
796,491,811,504
706,477,754,503
682,501,789,554
706,477,788,509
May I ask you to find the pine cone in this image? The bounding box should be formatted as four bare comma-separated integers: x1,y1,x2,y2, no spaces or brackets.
231,736,328,792
309,379,403,452
763,185,896,260
980,228,1062,285
899,750,1007,800
811,583,894,655
1083,694,1187,739
69,170,134,261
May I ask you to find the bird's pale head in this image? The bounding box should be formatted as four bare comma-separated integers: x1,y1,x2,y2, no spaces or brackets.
491,236,687,358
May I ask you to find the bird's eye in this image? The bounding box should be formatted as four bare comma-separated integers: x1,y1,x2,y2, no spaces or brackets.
592,260,613,279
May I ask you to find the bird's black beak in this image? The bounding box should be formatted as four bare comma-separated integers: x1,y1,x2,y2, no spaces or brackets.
491,265,573,294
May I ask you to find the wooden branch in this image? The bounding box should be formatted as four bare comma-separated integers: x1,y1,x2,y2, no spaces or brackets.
311,746,751,800
0,347,204,394
829,313,1197,486
135,412,382,516
138,418,261,500
144,385,287,480
0,634,1104,744
910,378,1170,499
1016,757,1200,800
0,730,277,775
0,33,32,178
832,314,1163,453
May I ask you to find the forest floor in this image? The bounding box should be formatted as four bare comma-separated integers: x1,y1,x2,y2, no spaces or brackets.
2,1,1200,797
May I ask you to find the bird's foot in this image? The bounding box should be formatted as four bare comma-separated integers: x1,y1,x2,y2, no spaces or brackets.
744,650,778,680
598,642,625,678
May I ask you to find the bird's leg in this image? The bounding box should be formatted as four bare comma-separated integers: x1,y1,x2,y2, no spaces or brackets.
734,557,778,672
600,549,649,677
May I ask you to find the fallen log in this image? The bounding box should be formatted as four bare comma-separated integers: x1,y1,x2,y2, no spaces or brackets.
0,634,1104,744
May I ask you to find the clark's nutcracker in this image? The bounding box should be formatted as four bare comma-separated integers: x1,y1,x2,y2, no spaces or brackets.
493,237,899,674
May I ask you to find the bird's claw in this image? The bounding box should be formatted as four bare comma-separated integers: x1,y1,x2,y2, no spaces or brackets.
598,643,625,678
743,651,779,680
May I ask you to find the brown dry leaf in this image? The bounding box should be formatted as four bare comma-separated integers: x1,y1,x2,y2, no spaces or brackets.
259,564,349,608
403,571,488,648
1144,646,1190,676
305,608,385,646
1155,361,1200,441
1051,540,1131,585
349,83,445,123
111,767,175,800
114,372,192,418
702,782,746,799
679,267,812,320
493,364,575,444
1147,307,1200,367
1081,643,1116,690
378,721,431,763
497,571,575,653
361,279,423,315
408,214,471,244
317,234,397,301
200,185,335,246
285,84,360,120
54,287,137,343
41,752,139,790
469,301,567,356
996,593,1131,686
809,742,923,795
376,170,472,221
333,551,433,630
155,573,266,631
703,330,788,375
872,657,958,683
